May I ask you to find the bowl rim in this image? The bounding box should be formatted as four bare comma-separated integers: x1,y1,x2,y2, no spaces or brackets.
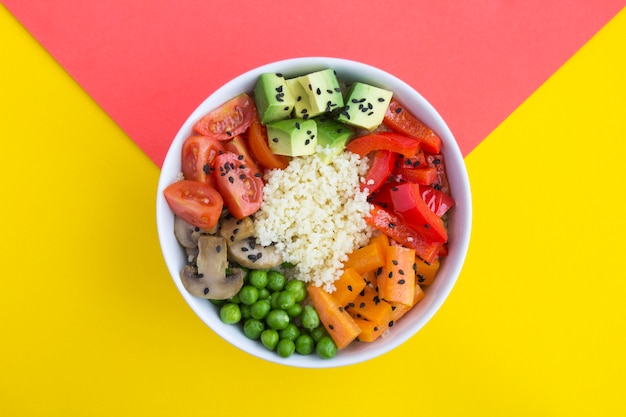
156,56,472,368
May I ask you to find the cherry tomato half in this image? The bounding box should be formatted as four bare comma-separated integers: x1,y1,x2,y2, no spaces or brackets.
212,152,264,219
193,94,257,141
164,180,224,230
181,135,226,185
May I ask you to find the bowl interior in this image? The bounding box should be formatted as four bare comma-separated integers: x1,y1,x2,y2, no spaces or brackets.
156,57,472,368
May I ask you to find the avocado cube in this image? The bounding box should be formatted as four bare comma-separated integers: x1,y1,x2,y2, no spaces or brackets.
254,73,296,124
266,118,318,157
337,82,393,131
297,69,344,116
286,77,315,120
314,117,355,164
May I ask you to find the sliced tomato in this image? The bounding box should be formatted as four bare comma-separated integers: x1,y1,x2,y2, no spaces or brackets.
425,153,451,195
223,135,259,171
247,120,290,170
395,166,438,186
362,149,395,194
212,152,264,219
163,180,224,230
384,99,442,154
420,185,455,217
193,94,257,141
366,206,441,264
346,132,421,157
181,135,226,185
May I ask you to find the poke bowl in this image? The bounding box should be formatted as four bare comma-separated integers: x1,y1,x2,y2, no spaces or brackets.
156,57,472,368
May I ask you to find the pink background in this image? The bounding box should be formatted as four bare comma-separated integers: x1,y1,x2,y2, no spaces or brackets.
5,0,624,166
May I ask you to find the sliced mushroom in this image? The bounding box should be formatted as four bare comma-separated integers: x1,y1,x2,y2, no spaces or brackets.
174,216,198,248
184,246,199,263
220,216,255,245
180,235,244,299
227,237,283,269
174,216,218,248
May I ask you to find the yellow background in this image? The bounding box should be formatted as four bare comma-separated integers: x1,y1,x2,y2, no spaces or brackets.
2,5,625,416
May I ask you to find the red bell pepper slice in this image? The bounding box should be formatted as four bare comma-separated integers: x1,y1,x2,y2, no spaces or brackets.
389,182,448,244
362,150,395,194
366,206,441,264
383,99,442,154
396,151,426,169
425,153,451,195
396,166,437,186
420,184,455,216
346,132,420,157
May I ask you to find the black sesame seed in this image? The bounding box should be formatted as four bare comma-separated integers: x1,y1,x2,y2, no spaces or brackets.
433,158,441,164
395,107,403,114
316,87,321,95
389,321,394,327
276,86,283,92
237,154,244,160
228,176,234,184
388,271,393,279
424,224,430,229
305,139,310,145
388,222,395,228
276,73,283,77
272,138,279,143
254,173,262,177
398,279,406,285
329,324,334,330
216,245,222,253
378,97,385,102
359,302,366,308
339,306,344,312
226,131,232,137
242,247,249,252
203,164,210,174
347,285,353,292
295,122,301,129
204,287,210,295
392,260,399,266
247,254,257,261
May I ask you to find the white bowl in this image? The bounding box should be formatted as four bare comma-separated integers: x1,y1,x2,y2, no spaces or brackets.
156,57,472,368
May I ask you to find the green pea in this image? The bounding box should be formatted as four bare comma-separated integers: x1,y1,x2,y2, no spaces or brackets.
260,329,279,351
316,336,338,359
269,292,281,310
279,323,301,341
227,293,240,304
250,299,271,320
243,319,265,340
248,270,268,289
276,290,295,310
302,305,320,330
240,303,252,320
219,303,241,324
266,309,290,330
276,338,295,358
285,279,306,302
295,334,314,355
238,285,259,306
267,271,286,292
286,303,303,318
258,287,271,300
309,325,329,343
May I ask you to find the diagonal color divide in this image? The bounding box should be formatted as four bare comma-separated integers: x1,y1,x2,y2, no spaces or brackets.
3,1,624,167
